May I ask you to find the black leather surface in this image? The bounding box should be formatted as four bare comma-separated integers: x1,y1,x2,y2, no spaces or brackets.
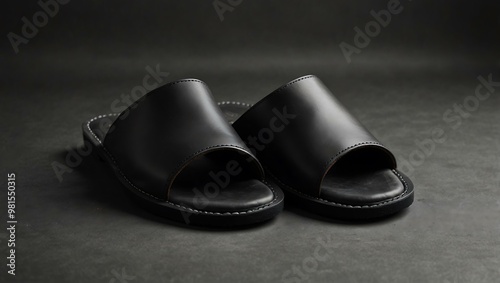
233,76,398,200
101,79,265,201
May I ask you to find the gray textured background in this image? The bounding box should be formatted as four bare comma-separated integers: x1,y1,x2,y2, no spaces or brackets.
1,0,500,282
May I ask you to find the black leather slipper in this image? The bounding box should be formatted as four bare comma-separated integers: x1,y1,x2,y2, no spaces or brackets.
82,79,284,227
218,75,414,220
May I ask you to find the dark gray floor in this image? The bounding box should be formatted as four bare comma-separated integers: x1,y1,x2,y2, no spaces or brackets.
1,1,500,282
1,49,499,282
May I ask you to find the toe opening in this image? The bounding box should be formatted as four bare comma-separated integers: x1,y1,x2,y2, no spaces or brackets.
320,146,404,205
169,150,274,212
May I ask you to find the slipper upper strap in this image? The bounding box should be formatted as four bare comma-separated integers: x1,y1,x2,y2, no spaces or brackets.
103,79,264,200
233,75,397,197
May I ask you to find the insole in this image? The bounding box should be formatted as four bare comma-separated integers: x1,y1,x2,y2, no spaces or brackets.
320,146,404,205
170,150,274,212
321,169,404,205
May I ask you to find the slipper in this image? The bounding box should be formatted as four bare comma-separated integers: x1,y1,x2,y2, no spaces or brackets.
218,75,414,219
82,79,284,227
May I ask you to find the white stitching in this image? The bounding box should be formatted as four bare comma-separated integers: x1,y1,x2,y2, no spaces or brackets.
217,101,254,108
86,114,279,215
266,168,409,208
273,75,316,95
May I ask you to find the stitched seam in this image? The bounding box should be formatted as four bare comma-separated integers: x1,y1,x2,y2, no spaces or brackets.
266,168,408,208
86,114,279,215
272,75,316,95
217,101,254,108
166,79,208,87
